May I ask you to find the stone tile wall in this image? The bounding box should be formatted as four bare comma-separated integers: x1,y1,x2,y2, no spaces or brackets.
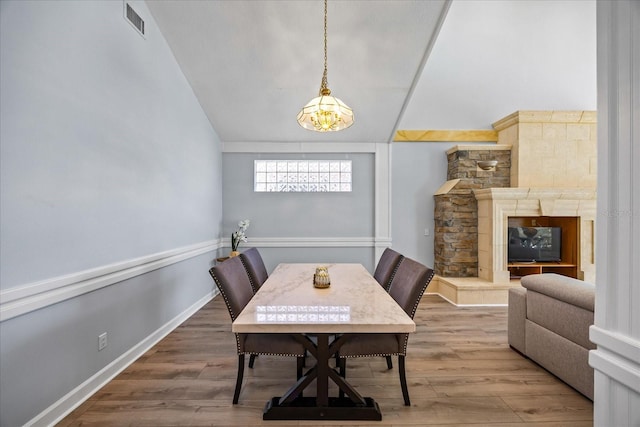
434,147,511,277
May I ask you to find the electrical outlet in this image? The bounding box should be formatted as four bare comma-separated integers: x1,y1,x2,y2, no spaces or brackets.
98,332,108,351
424,228,430,236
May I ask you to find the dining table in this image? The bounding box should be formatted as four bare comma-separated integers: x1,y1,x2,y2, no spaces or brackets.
232,263,416,421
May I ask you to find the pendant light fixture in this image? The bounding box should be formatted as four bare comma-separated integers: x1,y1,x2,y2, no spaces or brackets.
296,0,354,132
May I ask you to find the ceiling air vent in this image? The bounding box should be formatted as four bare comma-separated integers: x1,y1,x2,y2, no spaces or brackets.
125,3,145,37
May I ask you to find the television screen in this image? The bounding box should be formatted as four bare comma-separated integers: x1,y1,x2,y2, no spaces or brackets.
508,226,562,262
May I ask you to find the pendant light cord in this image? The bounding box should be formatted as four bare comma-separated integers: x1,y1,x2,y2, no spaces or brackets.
320,0,330,95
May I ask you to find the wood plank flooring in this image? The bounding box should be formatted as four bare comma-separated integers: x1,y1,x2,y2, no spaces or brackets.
58,295,593,426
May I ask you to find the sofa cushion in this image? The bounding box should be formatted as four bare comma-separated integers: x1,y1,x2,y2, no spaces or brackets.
521,273,595,311
525,320,594,400
526,291,595,350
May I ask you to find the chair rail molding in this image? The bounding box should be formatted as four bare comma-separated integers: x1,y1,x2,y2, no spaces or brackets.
244,237,388,248
0,239,221,322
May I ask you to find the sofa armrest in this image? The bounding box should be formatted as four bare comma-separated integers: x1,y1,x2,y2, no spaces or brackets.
508,287,527,353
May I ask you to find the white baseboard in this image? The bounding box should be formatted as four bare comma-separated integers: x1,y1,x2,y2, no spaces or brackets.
26,291,217,427
425,292,508,307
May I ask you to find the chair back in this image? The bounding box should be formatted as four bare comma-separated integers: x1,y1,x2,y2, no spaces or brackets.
373,248,404,291
209,256,254,321
388,257,435,319
239,247,269,292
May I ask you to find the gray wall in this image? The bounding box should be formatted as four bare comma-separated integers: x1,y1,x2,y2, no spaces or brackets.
391,142,454,267
222,153,375,272
221,145,455,273
0,2,222,425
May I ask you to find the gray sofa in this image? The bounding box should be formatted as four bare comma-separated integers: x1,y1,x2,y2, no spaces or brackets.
508,273,595,400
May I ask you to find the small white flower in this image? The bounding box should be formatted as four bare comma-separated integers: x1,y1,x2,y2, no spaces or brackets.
231,220,251,251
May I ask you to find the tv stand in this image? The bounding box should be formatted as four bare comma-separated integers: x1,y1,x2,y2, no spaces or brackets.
507,216,580,280
508,262,577,279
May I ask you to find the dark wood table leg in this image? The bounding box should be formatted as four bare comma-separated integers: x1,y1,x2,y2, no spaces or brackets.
316,333,330,407
263,333,382,421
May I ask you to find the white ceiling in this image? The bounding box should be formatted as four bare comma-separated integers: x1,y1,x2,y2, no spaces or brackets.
146,0,596,145
147,0,450,144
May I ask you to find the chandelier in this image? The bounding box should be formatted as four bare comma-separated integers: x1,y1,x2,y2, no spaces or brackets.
296,0,354,132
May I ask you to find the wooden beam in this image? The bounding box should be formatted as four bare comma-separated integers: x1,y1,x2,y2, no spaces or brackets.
394,129,498,142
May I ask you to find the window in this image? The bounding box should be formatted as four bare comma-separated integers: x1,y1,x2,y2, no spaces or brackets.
254,160,352,192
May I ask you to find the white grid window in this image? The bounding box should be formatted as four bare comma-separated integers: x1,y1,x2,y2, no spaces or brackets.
254,160,352,192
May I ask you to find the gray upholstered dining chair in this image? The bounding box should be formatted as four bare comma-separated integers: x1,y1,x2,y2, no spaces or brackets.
239,247,269,293
338,257,434,406
373,248,405,369
373,248,404,292
209,256,305,404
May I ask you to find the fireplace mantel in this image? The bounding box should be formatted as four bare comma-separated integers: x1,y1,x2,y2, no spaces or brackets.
474,187,596,284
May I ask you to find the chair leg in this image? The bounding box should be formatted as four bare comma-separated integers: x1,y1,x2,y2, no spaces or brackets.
249,354,256,368
398,355,410,406
233,354,245,404
386,355,393,369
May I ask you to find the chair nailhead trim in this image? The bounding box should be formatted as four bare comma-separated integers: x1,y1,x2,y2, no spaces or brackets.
401,270,435,354
340,352,402,358
242,351,305,357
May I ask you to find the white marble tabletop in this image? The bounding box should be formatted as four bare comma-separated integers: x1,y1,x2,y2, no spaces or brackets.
232,263,416,334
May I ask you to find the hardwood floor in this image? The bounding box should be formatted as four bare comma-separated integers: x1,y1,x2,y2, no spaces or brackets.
58,295,593,426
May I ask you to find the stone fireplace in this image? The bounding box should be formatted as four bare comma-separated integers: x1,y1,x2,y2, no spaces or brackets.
475,187,596,284
434,146,511,277
432,110,597,304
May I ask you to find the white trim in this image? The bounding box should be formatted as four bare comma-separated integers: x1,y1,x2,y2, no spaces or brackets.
589,326,640,393
425,292,507,307
374,238,393,248
221,141,377,153
245,237,378,248
0,239,221,322
25,292,216,427
590,326,640,363
374,143,392,262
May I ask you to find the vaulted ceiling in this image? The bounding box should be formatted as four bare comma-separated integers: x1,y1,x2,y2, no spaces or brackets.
147,0,450,144
147,0,596,145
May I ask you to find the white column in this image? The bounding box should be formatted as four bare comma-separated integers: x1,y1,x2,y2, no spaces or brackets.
589,1,640,425
374,142,392,263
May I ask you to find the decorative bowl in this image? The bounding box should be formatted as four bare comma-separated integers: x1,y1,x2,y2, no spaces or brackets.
477,160,498,170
